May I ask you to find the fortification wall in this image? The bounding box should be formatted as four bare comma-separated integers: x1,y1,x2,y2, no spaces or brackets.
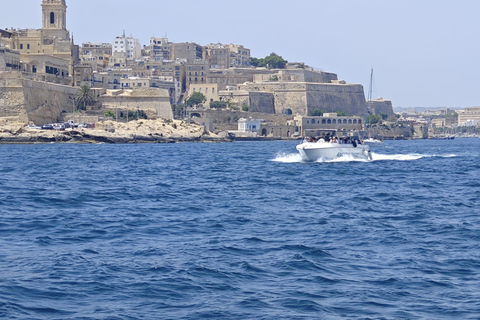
305,83,367,116
249,92,275,114
240,82,367,116
0,72,28,122
22,79,77,125
368,100,395,118
100,88,173,120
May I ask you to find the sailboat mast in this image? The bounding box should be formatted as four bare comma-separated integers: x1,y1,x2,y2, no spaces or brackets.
368,68,374,101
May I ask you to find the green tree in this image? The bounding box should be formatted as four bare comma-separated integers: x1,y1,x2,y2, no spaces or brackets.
172,104,185,119
367,114,382,125
250,52,287,69
210,101,228,109
76,85,94,110
337,111,348,116
241,103,249,111
264,52,287,69
186,92,206,107
104,110,115,118
310,109,324,116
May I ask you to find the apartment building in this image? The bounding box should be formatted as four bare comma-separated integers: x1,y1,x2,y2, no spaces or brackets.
112,32,142,62
205,43,251,69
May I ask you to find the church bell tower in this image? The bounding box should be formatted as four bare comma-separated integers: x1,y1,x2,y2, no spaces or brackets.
41,0,69,40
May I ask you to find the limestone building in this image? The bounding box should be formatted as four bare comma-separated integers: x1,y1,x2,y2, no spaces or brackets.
80,42,112,71
0,0,77,82
171,43,203,62
457,107,480,126
205,43,251,69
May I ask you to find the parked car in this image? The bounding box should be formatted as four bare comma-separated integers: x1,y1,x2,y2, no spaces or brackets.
41,124,54,130
52,123,65,130
78,123,95,129
67,120,79,128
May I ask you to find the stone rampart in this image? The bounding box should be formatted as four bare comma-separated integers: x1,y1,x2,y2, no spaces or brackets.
22,78,78,124
240,81,367,116
368,99,395,118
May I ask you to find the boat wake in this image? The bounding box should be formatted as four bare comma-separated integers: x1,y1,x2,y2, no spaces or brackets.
273,152,457,163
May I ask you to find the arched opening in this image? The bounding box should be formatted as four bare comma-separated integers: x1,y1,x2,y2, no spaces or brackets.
190,113,201,118
261,128,267,136
283,108,293,115
50,12,55,24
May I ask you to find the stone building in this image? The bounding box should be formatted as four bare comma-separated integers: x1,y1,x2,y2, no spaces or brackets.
0,0,77,81
238,68,368,117
171,42,203,62
367,97,395,118
204,43,251,69
457,107,480,126
185,59,209,89
294,113,365,137
80,42,112,71
146,37,171,61
99,88,173,120
0,47,20,71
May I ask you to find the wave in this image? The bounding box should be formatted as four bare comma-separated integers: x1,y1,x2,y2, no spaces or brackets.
273,152,458,163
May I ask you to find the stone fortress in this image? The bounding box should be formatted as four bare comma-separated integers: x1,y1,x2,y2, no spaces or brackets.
0,0,401,139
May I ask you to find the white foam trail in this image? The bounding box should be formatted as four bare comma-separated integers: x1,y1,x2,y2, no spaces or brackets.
371,153,425,161
273,152,458,163
272,153,305,163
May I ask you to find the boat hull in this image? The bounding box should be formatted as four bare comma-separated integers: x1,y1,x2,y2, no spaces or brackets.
296,142,372,161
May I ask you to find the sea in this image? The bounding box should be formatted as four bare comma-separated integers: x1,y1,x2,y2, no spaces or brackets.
0,138,479,320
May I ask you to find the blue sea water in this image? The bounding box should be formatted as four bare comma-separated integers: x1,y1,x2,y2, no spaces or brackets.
0,138,479,320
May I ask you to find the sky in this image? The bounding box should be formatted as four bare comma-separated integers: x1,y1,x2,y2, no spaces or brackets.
1,0,480,109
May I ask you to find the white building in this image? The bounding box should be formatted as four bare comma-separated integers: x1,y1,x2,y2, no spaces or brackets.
238,118,261,132
112,32,141,61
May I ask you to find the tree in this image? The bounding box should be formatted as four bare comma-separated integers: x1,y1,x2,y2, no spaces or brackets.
264,53,287,69
172,104,185,119
310,109,324,116
210,101,228,109
250,52,288,69
186,92,206,107
76,85,94,110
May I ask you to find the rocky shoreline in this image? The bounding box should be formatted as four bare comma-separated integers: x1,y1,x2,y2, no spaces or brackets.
0,119,234,144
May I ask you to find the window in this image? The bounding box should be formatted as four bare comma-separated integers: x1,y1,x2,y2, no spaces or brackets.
27,44,30,50
50,12,55,24
20,44,23,50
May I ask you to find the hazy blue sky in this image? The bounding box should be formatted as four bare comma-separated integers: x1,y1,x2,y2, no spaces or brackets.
2,0,479,109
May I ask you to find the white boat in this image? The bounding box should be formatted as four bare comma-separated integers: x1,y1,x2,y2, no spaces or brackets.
296,139,372,161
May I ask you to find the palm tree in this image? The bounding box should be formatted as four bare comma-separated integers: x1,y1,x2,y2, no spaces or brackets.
76,85,94,110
